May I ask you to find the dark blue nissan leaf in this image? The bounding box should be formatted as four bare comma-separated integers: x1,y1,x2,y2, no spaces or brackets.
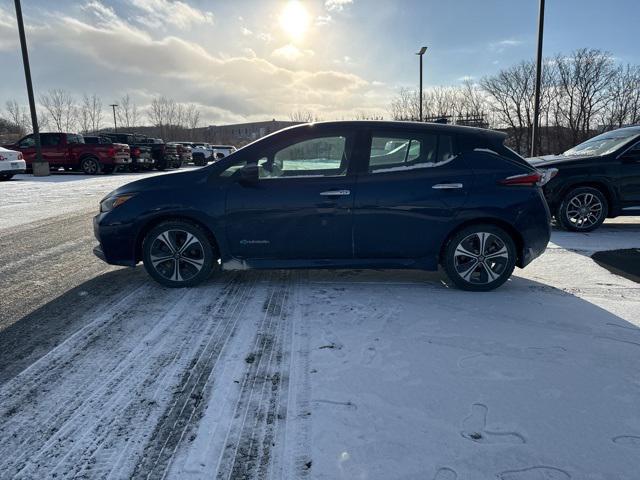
93,121,552,291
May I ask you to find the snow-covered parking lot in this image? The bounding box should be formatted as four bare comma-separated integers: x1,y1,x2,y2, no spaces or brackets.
0,172,639,479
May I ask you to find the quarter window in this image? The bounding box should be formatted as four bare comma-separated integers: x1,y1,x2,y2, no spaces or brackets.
368,133,456,173
260,136,347,179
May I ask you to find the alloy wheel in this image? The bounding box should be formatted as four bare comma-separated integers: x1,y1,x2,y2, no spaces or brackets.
564,192,603,230
453,232,510,285
149,229,205,282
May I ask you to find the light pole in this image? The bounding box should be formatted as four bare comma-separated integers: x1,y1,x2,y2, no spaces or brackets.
531,0,545,157
14,0,48,176
110,104,118,133
416,47,428,122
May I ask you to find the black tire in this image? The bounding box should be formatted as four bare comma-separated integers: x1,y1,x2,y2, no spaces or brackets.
155,158,167,171
556,186,608,232
142,220,216,288
173,159,182,169
102,165,115,174
80,156,101,175
193,153,205,166
442,224,517,292
0,173,14,181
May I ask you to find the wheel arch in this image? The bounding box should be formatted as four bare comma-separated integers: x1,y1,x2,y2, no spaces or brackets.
134,214,222,263
556,180,616,216
439,217,525,268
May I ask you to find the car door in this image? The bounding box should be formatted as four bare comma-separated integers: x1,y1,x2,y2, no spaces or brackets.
39,133,66,166
618,140,640,211
352,129,474,260
225,130,356,260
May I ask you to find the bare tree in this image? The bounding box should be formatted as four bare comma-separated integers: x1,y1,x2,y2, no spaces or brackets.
78,94,103,133
4,99,30,135
39,89,77,132
389,87,420,121
117,94,140,130
289,110,316,123
554,48,617,145
601,64,640,129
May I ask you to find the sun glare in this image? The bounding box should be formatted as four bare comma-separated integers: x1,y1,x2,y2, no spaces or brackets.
280,0,310,40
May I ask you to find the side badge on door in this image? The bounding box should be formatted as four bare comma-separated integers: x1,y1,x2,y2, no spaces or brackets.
240,239,270,245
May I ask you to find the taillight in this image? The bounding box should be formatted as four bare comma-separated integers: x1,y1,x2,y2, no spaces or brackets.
499,168,557,187
132,147,140,157
17,152,23,160
108,147,116,157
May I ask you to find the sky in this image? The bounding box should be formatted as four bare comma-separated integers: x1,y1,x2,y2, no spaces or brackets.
0,0,639,126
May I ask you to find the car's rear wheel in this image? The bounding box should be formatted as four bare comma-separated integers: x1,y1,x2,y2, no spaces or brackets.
142,221,216,288
443,224,516,291
81,157,101,175
557,186,608,232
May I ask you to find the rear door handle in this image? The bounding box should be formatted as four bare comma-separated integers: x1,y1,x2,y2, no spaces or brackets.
320,190,351,196
432,183,463,190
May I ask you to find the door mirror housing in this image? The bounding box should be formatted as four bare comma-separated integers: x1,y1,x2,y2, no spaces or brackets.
238,164,259,185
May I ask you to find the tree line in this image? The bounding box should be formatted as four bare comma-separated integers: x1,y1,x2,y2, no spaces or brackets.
0,91,202,142
390,48,640,156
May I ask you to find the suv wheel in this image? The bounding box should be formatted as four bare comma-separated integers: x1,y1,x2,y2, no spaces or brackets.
81,157,101,175
142,221,216,288
443,224,516,291
557,186,608,232
193,153,206,166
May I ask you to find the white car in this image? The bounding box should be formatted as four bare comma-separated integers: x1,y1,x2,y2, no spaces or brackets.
0,146,26,180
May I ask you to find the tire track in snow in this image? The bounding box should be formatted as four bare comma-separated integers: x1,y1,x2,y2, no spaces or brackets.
0,274,246,479
214,270,294,480
130,273,257,480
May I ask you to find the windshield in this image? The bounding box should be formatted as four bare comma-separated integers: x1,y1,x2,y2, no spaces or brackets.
563,130,640,157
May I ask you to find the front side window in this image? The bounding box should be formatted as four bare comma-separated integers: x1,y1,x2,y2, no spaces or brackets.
260,136,347,179
41,134,62,147
368,132,455,173
18,135,35,148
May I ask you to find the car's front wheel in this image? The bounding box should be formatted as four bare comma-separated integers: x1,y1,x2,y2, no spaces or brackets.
442,224,516,291
557,186,608,232
142,221,217,288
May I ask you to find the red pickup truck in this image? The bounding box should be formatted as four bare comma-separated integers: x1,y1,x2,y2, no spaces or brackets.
3,132,131,174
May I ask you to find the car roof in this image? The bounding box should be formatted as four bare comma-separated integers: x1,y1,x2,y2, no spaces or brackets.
278,120,507,140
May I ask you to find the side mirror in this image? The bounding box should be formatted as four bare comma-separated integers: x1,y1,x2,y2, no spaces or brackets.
238,164,259,185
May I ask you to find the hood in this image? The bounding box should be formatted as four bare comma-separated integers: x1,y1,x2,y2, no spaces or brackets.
526,154,593,167
104,168,207,199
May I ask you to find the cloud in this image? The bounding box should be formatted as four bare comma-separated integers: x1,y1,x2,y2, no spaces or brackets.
241,26,252,36
489,38,524,53
325,0,353,12
316,14,333,26
271,44,314,62
128,0,214,29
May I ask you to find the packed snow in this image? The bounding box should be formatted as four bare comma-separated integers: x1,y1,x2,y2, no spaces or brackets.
0,172,639,479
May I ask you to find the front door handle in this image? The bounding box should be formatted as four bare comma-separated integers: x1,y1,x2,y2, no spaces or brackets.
432,183,463,190
320,190,351,196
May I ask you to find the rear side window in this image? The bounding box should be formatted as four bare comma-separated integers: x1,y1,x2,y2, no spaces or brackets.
368,132,456,173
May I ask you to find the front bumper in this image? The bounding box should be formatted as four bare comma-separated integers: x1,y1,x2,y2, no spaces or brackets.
93,213,138,267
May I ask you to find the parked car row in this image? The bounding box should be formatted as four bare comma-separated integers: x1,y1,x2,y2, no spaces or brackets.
172,142,236,166
1,132,238,177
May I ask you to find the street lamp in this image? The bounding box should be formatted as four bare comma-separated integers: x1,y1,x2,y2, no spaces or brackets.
110,104,118,133
14,0,48,176
531,0,545,157
416,46,428,122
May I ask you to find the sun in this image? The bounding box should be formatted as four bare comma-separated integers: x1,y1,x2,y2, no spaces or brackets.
279,0,310,40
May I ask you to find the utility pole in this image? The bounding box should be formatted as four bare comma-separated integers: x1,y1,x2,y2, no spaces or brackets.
416,47,428,122
531,0,545,157
14,0,47,176
110,104,118,133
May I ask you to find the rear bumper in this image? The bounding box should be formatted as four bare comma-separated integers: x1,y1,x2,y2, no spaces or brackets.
0,167,26,175
515,189,552,268
0,159,27,173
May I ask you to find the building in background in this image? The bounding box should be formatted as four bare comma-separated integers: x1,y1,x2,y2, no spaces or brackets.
205,119,301,146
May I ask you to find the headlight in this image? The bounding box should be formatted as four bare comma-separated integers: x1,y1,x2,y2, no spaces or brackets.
100,193,136,213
